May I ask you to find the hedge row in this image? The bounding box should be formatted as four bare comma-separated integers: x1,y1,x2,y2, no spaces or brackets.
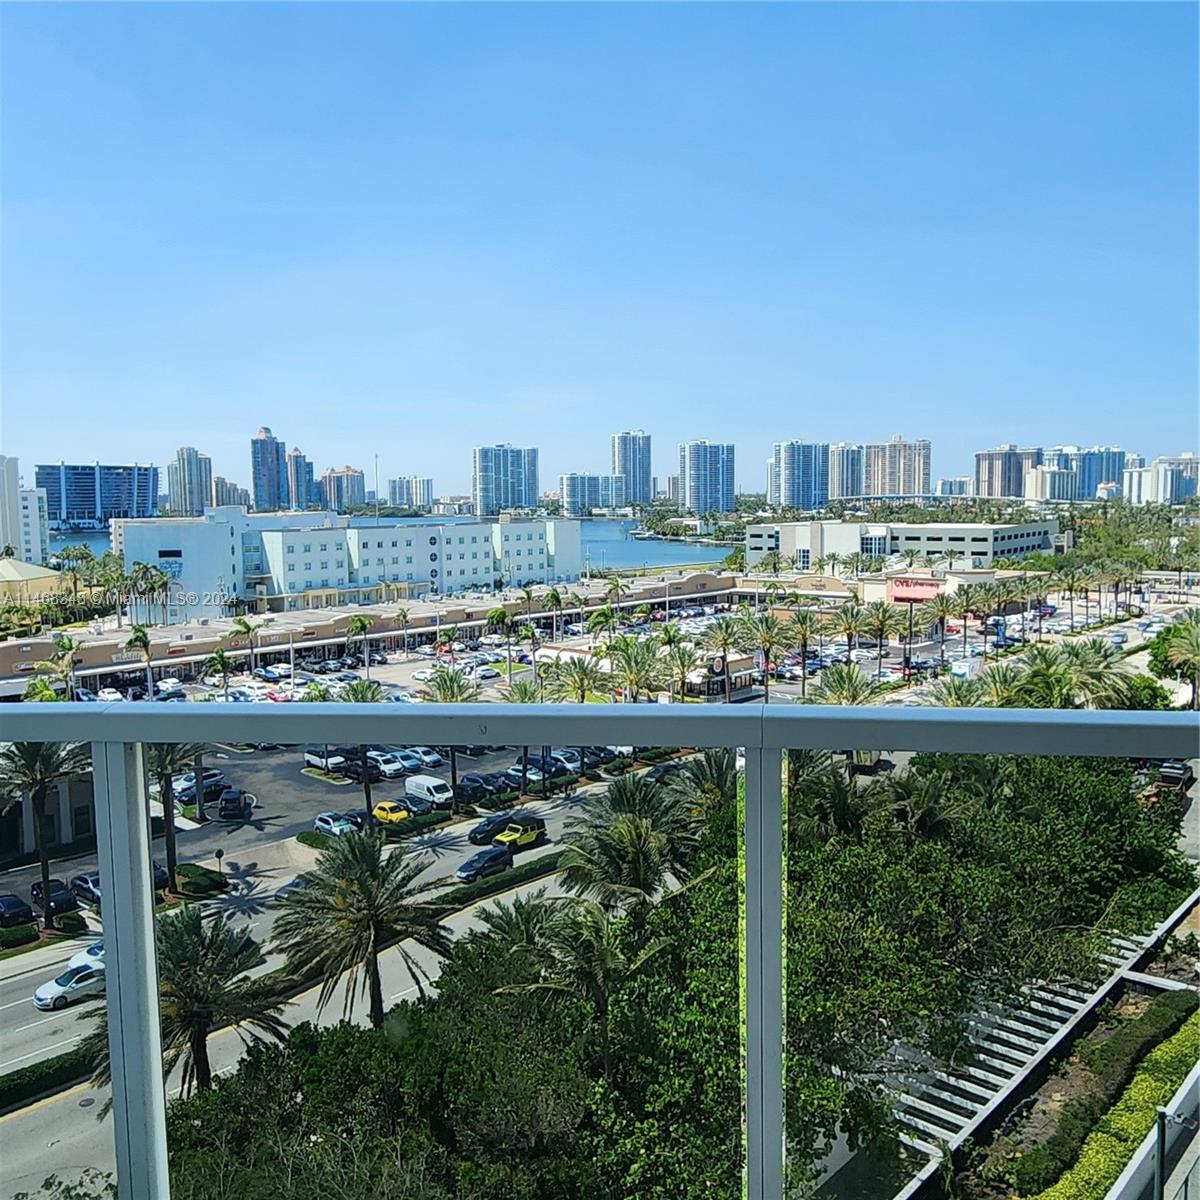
1030,1011,1200,1200
0,1045,93,1114
296,830,332,851
0,923,37,950
175,863,229,896
383,813,451,840
429,851,565,912
1012,990,1198,1195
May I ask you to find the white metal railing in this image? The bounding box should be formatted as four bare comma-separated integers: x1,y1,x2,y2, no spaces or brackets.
2,702,1195,1200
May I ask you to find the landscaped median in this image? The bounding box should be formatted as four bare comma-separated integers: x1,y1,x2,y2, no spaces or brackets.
0,911,89,962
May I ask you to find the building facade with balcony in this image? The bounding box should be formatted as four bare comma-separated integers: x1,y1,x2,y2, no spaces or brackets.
34,461,159,529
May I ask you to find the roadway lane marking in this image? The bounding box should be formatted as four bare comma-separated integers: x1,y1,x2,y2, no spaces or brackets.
1,1036,82,1071
9,1013,75,1035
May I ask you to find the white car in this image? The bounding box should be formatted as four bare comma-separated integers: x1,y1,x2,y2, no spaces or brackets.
366,751,409,779
96,688,124,703
473,666,501,680
479,633,508,647
67,941,105,971
156,678,183,694
410,746,444,768
33,962,106,1011
313,812,357,837
412,668,437,682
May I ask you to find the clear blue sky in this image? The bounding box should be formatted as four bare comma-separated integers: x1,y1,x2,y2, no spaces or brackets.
2,2,1196,494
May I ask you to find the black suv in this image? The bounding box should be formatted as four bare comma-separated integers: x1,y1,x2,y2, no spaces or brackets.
339,758,383,784
645,762,685,785
177,778,227,807
0,894,34,927
30,879,79,915
455,845,513,883
455,773,504,802
217,787,255,820
469,811,522,845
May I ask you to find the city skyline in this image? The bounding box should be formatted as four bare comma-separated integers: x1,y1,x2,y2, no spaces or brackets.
2,4,1195,485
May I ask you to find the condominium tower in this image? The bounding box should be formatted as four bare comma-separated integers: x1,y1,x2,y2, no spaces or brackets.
678,440,735,515
250,427,289,512
34,461,159,529
560,473,627,517
862,435,932,497
766,441,829,510
388,477,435,508
166,446,213,517
828,443,865,500
611,430,653,505
286,448,316,511
472,445,539,516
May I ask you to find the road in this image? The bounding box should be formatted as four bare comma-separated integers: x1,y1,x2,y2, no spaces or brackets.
0,875,569,1200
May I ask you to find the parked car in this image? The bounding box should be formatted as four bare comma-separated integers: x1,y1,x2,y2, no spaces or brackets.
366,751,411,779
339,757,383,784
1155,760,1196,793
66,941,105,971
217,787,255,820
339,811,366,831
273,877,307,904
75,688,98,702
407,746,442,768
412,668,438,682
645,762,684,785
458,745,490,757
399,794,434,817
0,893,35,927
455,845,513,883
29,879,79,916
176,778,227,807
549,749,582,770
405,774,454,810
454,773,501,802
155,678,183,694
314,812,357,837
492,814,547,850
472,666,501,680
33,963,105,1011
96,687,124,703
335,672,360,683
70,873,103,905
304,748,347,771
469,811,523,845
371,800,410,825
170,767,225,794
587,745,617,765
503,764,545,787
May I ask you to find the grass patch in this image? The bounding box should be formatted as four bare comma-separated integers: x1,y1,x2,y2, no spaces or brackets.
300,767,353,786
175,863,229,897
296,830,334,851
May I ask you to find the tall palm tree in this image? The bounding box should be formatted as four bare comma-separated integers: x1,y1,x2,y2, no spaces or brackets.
1164,611,1200,710
785,608,823,699
202,648,236,700
501,678,542,794
918,594,958,667
663,644,699,702
0,742,91,929
828,602,868,662
345,614,373,680
736,610,796,704
702,616,741,703
790,763,879,845
544,587,564,641
977,662,1024,707
587,603,618,648
545,654,606,704
899,548,921,569
923,675,984,707
418,667,481,794
336,679,386,821
501,898,670,1074
807,664,883,768
879,771,970,843
487,607,516,681
83,907,287,1097
392,606,411,659
476,887,555,949
952,586,978,658
656,622,683,649
520,585,536,623
605,575,629,615
1053,566,1087,632
862,600,906,680
567,590,588,630
146,742,206,892
125,624,155,698
665,748,738,817
37,634,83,699
607,634,664,703
272,831,452,1029
231,616,262,673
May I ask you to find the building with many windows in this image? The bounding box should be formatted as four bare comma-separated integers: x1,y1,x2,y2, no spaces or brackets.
1123,459,1199,506
611,430,653,505
863,435,932,497
0,458,51,565
250,428,289,512
766,441,829,510
34,461,159,529
678,440,735,514
1025,465,1079,502
560,473,627,517
319,466,367,513
387,477,435,508
828,443,864,500
936,476,974,497
973,444,1043,499
114,507,583,622
166,447,213,517
285,448,317,511
211,477,251,508
746,517,1058,570
472,445,539,516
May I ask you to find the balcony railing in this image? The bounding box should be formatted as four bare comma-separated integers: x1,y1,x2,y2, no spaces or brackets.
2,701,1195,1200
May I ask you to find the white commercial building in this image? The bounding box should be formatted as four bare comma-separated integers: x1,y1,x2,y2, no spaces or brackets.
115,507,583,623
388,477,435,508
1025,465,1079,502
746,518,1058,570
1124,460,1198,506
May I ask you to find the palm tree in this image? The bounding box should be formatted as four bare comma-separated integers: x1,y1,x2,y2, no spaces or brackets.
520,585,536,623
918,594,958,667
500,898,670,1074
923,675,983,707
665,748,738,818
202,648,236,700
501,678,542,794
487,607,516,681
790,763,879,845
702,616,741,703
663,644,699,702
393,606,411,659
272,831,452,1029
545,655,606,704
146,742,206,892
476,887,555,948
0,742,91,929
336,679,386,820
231,616,262,673
345,614,373,680
828,602,868,662
605,575,629,615
125,624,155,698
418,667,481,794
83,907,287,1097
736,610,796,704
899,548,922,569
568,590,588,630
825,552,843,578
1164,611,1200,710
37,634,83,699
952,586,978,658
22,676,61,702
862,600,906,680
587,604,618,648
784,608,823,699
544,587,564,641
657,622,683,649
977,662,1024,707
607,634,664,703
880,771,970,843
1053,566,1087,632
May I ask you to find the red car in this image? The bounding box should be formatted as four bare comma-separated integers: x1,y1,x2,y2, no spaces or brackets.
266,688,293,703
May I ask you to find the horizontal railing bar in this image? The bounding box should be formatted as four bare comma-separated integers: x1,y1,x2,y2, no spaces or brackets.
3,702,1196,758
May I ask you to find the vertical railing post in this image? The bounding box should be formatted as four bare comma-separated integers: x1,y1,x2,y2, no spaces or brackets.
745,744,784,1200
91,741,170,1200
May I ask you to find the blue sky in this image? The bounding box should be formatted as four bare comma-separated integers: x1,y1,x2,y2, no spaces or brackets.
2,2,1196,495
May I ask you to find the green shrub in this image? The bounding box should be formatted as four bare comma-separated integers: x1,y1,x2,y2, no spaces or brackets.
430,851,564,912
0,923,37,949
1079,988,1197,1083
0,1045,92,1113
383,813,450,840
55,911,87,935
528,773,579,797
1139,1010,1200,1082
297,830,333,851
175,864,229,896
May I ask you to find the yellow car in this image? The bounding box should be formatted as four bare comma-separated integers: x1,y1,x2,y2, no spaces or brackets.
492,815,547,849
372,801,410,825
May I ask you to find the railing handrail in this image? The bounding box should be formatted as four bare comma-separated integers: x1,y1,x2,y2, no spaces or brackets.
3,701,1196,758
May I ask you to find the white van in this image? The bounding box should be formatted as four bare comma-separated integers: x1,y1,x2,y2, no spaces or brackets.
404,774,455,811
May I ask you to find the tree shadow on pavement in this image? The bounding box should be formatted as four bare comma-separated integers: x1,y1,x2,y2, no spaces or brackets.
400,828,469,859
207,859,275,919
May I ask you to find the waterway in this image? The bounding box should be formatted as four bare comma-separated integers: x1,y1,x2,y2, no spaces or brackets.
49,517,723,573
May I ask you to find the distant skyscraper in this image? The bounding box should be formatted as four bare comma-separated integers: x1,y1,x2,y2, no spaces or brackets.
863,436,931,497
250,428,289,511
1074,446,1127,499
560,473,626,517
472,445,539,516
285,448,315,511
212,477,251,508
828,443,864,499
666,474,681,505
611,430,653,505
1025,465,1079,502
388,477,435,508
320,466,367,512
34,462,159,528
0,456,49,564
936,476,974,497
167,447,212,516
974,444,1042,498
678,440,735,514
768,441,829,510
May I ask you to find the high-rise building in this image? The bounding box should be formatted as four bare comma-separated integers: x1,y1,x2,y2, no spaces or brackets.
320,466,367,513
34,462,159,529
0,456,49,564
611,430,653,505
766,442,829,510
285,448,315,511
1025,465,1079,502
863,435,931,497
936,476,974,497
666,474,681,505
388,477,435,508
973,444,1043,499
212,477,252,508
678,440,735,514
828,443,865,500
250,428,289,512
472,445,539,516
1124,458,1198,506
166,447,212,516
560,473,627,517
1044,445,1128,499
